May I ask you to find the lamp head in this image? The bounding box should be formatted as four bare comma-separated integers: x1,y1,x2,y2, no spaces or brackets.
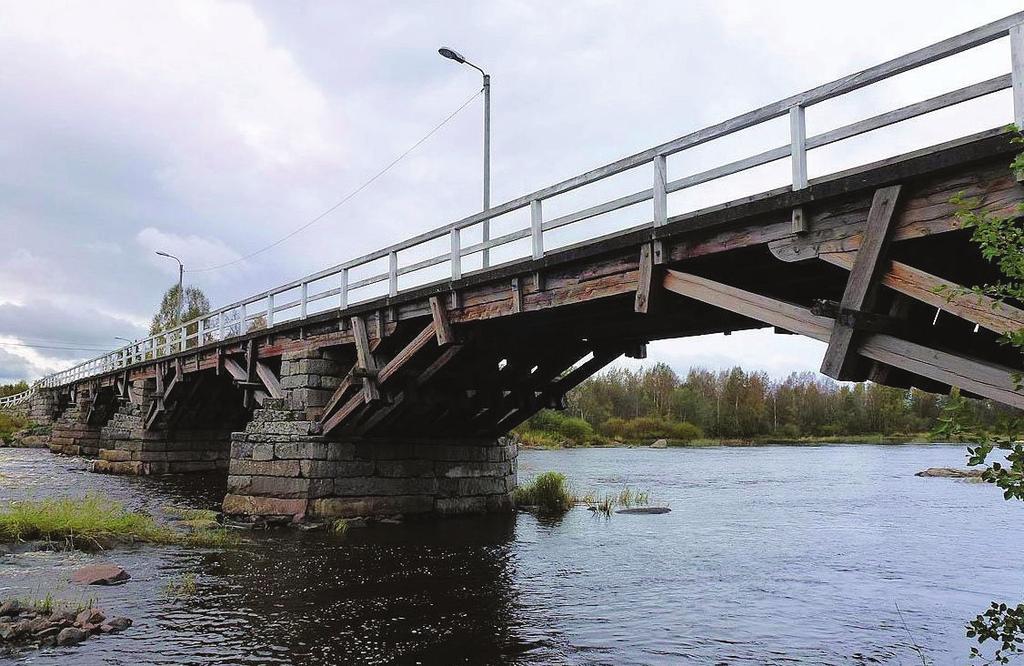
438,47,466,64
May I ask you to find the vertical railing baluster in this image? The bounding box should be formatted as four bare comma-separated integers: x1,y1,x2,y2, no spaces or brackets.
530,199,544,260
1012,23,1024,130
340,268,349,309
218,311,225,342
240,303,247,335
266,294,275,327
450,228,462,281
388,251,398,297
197,317,205,347
789,105,808,189
179,325,186,352
300,282,308,318
653,155,667,226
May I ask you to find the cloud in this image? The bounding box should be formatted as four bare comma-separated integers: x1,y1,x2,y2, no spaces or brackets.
0,301,146,361
0,0,1019,386
0,348,36,385
136,227,244,277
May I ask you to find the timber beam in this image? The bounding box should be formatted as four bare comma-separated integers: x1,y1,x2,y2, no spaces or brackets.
820,184,902,380
662,269,1024,410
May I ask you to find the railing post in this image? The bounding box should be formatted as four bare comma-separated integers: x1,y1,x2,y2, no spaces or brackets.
179,325,186,352
218,311,225,342
197,317,205,347
1012,23,1024,130
300,282,308,318
653,155,667,227
240,303,247,335
266,294,275,327
789,105,808,189
450,228,462,281
388,251,398,297
530,199,544,260
340,268,349,309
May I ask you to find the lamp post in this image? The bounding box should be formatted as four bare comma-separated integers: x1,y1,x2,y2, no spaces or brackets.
439,46,491,268
155,251,184,319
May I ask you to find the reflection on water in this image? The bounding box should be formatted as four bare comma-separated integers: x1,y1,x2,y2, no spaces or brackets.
1,444,1021,664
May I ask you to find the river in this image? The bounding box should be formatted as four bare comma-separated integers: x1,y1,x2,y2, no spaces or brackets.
0,443,1019,665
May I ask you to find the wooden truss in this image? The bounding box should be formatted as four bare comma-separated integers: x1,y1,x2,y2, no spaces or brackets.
662,268,1024,409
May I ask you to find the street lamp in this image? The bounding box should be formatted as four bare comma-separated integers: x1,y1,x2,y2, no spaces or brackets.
439,45,491,268
155,251,184,318
113,337,134,344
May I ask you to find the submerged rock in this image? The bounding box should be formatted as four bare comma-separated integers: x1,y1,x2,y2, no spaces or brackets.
615,507,672,515
56,627,88,646
71,563,130,586
915,467,984,479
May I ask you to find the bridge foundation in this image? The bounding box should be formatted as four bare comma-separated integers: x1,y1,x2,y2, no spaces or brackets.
27,389,58,427
48,387,102,457
222,345,518,521
223,399,516,521
92,376,234,475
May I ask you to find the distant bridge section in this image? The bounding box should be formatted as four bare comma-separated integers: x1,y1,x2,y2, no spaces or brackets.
4,14,1023,522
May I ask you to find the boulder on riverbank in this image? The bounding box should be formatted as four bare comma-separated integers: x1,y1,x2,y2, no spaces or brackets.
915,467,985,479
0,599,131,650
71,563,130,586
650,439,668,449
616,507,671,514
2,425,50,449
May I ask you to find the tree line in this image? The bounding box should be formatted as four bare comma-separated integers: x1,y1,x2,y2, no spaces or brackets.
517,363,1021,445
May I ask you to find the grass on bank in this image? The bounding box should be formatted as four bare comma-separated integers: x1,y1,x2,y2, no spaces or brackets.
512,471,575,514
0,495,237,550
513,471,656,518
0,412,29,444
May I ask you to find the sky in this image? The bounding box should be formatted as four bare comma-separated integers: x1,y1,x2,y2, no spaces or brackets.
0,0,1020,384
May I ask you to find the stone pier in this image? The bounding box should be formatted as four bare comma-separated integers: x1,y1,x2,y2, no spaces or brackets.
222,348,517,521
48,388,103,457
223,399,516,520
94,401,230,475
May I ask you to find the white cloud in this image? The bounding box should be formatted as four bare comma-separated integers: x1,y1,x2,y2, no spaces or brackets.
136,227,244,278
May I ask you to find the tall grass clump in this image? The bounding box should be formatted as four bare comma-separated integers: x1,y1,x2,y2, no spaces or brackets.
0,494,237,549
512,471,574,514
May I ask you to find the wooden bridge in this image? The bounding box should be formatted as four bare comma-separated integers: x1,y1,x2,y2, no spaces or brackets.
5,13,1024,521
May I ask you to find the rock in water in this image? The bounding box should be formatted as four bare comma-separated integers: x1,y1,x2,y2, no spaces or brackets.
650,439,668,449
616,507,672,514
71,564,130,586
105,617,132,633
915,467,984,479
0,599,22,616
75,608,105,627
56,627,88,646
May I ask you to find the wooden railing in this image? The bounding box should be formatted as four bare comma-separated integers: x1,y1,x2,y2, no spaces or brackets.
33,12,1024,390
0,388,33,409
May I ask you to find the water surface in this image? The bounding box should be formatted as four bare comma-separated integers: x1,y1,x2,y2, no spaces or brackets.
0,444,1019,665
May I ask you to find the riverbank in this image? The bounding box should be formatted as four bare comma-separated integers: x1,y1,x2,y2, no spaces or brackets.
518,432,935,450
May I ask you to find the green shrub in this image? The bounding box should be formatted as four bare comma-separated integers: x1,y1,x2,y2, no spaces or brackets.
516,410,599,446
0,412,29,443
512,471,574,514
600,416,702,442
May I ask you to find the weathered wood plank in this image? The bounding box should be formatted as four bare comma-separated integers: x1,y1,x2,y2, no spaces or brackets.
634,243,654,314
429,295,455,346
663,270,833,341
821,184,902,380
255,361,283,399
860,334,1024,409
377,324,436,385
820,252,1024,335
350,316,380,402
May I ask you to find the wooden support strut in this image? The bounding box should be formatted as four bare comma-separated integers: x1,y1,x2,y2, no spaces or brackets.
634,243,654,314
820,184,902,381
662,269,1024,410
819,252,1024,336
350,316,380,403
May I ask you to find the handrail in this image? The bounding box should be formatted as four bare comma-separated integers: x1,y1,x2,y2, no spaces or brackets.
29,12,1024,391
0,387,34,409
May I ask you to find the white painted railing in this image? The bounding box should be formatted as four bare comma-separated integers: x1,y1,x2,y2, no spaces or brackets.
30,12,1024,391
0,387,34,409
